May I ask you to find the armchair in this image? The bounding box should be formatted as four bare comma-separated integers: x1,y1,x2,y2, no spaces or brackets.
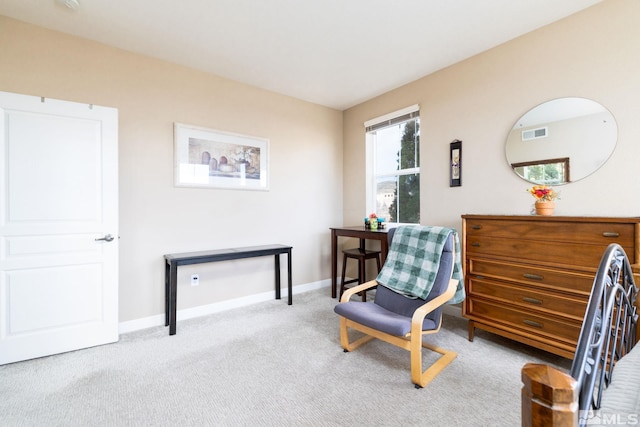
333,225,463,388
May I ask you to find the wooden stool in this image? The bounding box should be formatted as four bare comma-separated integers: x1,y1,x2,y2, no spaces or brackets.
340,248,382,301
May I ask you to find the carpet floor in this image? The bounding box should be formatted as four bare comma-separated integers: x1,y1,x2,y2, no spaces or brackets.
0,288,570,426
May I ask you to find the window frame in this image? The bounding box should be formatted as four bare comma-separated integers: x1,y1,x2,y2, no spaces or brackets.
511,157,570,184
364,105,420,225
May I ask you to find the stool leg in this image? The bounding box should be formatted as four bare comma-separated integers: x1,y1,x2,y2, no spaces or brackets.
359,256,366,302
373,254,382,297
340,253,348,299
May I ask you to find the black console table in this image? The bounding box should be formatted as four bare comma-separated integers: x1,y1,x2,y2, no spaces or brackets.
164,244,293,335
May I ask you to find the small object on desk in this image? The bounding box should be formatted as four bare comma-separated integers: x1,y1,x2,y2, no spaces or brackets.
368,213,378,230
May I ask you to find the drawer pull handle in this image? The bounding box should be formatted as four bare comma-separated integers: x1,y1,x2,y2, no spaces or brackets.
523,273,544,281
523,320,543,328
472,225,482,230
602,232,620,238
471,242,480,247
523,297,542,305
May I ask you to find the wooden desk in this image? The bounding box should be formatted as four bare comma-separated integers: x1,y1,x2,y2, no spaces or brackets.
330,226,389,298
164,244,292,335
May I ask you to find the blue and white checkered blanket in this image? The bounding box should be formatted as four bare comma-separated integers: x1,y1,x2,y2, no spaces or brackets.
376,225,465,303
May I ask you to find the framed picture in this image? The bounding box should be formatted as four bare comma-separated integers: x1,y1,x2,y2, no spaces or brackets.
450,139,462,187
174,123,269,190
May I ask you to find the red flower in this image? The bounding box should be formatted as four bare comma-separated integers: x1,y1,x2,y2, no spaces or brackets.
527,185,559,201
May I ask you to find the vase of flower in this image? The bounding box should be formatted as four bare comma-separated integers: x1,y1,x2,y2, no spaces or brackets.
527,185,560,216
535,200,555,216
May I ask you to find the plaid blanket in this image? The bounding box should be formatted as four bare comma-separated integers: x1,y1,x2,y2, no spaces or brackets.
376,225,465,303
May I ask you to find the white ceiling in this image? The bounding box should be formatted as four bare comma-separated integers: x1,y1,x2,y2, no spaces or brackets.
0,0,602,110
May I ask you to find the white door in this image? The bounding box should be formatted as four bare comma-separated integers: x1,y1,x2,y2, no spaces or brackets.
0,92,118,365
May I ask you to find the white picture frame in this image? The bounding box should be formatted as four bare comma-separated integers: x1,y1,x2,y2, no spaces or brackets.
174,123,269,191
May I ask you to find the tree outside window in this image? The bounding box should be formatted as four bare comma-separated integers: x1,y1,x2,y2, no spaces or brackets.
369,115,420,224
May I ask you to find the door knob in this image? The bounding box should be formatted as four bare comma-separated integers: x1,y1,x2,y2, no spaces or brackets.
95,234,115,242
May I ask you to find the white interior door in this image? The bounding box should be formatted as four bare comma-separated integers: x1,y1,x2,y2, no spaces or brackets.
0,92,118,365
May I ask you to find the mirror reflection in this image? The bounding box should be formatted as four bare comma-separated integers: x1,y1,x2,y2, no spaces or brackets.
505,97,617,185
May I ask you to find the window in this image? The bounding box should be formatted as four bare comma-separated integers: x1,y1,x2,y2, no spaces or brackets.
365,105,420,224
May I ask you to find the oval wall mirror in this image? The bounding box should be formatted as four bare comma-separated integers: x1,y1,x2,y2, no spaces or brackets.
505,97,617,185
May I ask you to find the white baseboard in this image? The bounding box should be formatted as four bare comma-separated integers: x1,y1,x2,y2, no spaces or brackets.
118,279,463,334
119,279,331,334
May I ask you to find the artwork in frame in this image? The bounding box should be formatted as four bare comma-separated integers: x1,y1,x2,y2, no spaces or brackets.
450,139,462,187
174,123,269,190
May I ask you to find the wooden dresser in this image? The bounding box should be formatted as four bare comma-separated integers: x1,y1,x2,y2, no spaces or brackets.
461,215,640,358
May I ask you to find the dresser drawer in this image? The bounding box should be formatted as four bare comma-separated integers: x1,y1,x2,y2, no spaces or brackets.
468,277,588,321
468,258,593,295
466,235,623,269
467,299,581,345
465,218,635,249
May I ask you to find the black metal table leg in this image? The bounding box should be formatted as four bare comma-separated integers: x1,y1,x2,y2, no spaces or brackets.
169,262,178,335
287,249,292,305
275,254,281,300
165,261,170,326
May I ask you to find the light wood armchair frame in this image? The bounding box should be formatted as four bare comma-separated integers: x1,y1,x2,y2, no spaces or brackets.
338,276,459,388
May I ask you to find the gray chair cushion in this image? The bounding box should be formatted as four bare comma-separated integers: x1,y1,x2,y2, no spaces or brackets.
334,300,438,336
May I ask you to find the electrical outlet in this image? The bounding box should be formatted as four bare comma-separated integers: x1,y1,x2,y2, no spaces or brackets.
191,274,199,286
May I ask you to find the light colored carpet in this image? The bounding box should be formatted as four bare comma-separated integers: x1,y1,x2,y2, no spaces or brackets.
0,288,570,426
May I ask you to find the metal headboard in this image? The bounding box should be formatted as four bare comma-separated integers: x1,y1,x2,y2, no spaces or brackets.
569,243,638,427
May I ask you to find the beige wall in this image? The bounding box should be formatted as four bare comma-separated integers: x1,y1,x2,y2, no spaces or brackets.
0,16,344,322
344,0,640,229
